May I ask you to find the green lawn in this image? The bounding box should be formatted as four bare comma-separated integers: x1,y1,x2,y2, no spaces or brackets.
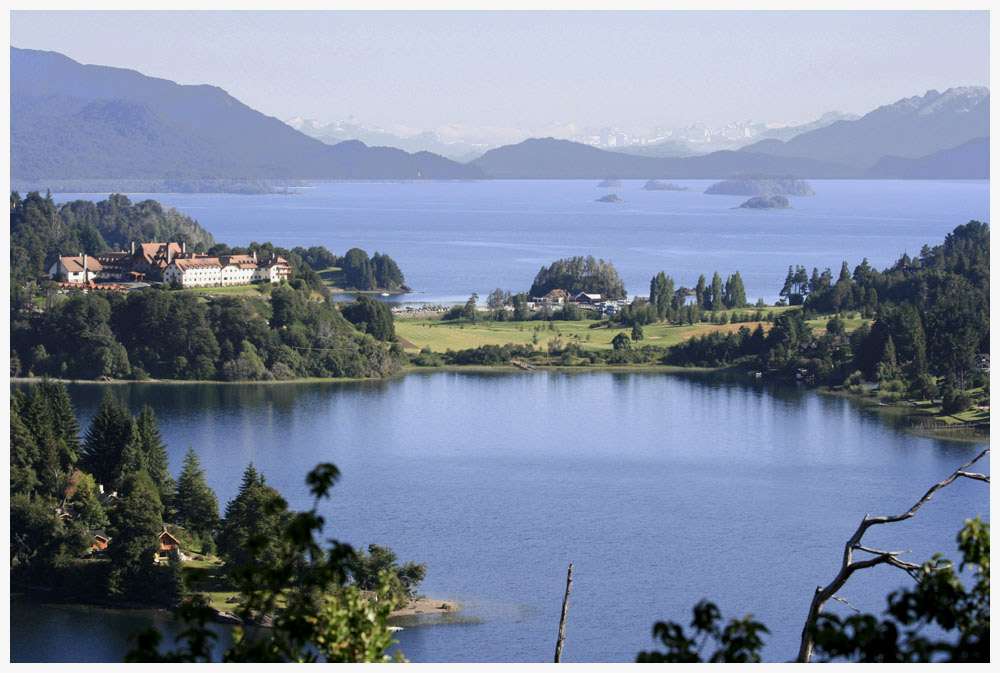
174,284,269,297
396,315,775,353
396,307,870,354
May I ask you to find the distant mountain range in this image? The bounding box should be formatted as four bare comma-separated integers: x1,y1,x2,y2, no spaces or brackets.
471,88,988,179
10,47,483,181
286,117,495,162
10,47,989,182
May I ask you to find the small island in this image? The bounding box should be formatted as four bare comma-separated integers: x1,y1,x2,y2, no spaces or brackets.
597,178,623,188
705,177,814,196
642,180,688,191
596,193,625,203
736,195,791,210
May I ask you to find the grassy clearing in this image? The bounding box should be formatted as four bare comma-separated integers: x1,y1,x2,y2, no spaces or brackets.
174,284,270,297
395,316,776,353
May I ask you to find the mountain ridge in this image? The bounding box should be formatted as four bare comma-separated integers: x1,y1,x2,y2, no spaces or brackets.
10,47,484,180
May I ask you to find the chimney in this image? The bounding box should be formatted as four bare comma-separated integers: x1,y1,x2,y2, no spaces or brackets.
167,243,174,266
131,241,135,255
253,250,257,264
182,241,186,254
82,253,89,282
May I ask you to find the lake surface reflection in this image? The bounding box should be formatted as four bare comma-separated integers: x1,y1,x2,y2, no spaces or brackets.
10,372,989,662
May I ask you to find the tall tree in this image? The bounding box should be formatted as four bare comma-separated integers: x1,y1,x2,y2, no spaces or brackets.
709,272,724,311
135,406,174,509
218,464,292,572
80,393,135,491
173,447,219,536
107,470,164,598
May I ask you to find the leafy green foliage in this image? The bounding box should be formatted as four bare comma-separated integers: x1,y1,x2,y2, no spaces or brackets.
638,519,989,663
127,463,405,663
809,518,989,662
341,295,396,342
352,543,427,602
637,600,769,662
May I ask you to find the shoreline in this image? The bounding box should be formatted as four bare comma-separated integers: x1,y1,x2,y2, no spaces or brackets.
12,588,460,625
10,363,734,388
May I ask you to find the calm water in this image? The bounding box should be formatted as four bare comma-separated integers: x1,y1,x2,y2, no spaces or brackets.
10,373,989,662
53,180,989,305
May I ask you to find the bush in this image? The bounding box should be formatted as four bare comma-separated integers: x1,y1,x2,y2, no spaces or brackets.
942,388,972,414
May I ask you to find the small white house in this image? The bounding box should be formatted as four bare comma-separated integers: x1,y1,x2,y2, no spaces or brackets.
48,255,102,284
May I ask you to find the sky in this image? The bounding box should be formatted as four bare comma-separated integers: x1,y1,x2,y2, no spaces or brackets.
9,10,990,143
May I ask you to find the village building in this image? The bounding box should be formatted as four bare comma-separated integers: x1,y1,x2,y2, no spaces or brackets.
158,528,182,555
163,252,292,287
90,530,111,552
47,254,102,284
47,241,293,289
570,292,602,304
535,288,570,305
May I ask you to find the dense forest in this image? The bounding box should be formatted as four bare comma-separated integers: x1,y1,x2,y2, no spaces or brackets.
528,255,627,299
10,192,410,382
11,383,424,661
665,222,989,392
10,282,403,381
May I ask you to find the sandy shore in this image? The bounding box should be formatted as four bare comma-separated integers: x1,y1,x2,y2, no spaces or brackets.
391,597,460,618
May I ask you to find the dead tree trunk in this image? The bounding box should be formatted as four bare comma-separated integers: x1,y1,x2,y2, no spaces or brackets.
554,563,573,663
796,449,989,663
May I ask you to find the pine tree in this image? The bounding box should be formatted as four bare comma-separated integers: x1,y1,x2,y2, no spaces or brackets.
136,406,174,508
218,464,291,571
107,470,164,598
81,394,135,490
173,447,219,536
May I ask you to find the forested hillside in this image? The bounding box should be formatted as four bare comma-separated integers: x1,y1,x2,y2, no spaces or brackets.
10,191,215,286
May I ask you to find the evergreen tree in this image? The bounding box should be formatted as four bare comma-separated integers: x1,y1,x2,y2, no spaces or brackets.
173,447,219,536
107,470,164,598
876,334,900,382
695,275,707,308
135,406,174,509
218,464,292,572
710,272,724,311
81,393,135,490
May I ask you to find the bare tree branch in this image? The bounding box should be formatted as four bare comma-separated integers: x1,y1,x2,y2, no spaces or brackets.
830,595,860,612
796,449,989,663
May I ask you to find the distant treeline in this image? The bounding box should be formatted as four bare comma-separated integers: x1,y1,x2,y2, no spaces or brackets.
11,179,292,195
422,223,988,408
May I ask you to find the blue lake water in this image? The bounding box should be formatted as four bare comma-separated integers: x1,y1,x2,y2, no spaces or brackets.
10,374,990,663
52,179,989,305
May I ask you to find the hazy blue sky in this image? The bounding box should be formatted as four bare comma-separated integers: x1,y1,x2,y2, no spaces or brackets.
10,10,989,141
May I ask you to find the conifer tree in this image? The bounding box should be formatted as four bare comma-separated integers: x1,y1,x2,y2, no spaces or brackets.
710,272,724,311
136,406,174,508
108,470,164,598
173,447,219,536
81,393,135,490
